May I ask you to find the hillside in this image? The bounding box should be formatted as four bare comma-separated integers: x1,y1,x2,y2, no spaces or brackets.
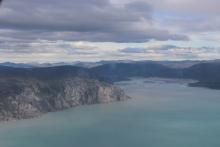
0,66,128,121
90,62,220,89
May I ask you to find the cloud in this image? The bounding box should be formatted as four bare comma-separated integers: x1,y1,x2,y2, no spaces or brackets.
120,47,148,53
0,40,98,55
150,0,220,14
0,40,105,62
1,0,220,62
120,45,220,60
147,0,220,34
0,0,187,43
120,45,177,53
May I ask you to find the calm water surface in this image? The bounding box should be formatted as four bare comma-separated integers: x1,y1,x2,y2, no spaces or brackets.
1,78,220,147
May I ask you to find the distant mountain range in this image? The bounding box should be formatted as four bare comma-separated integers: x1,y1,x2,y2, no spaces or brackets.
0,60,206,68
1,60,220,89
1,60,220,88
90,62,220,89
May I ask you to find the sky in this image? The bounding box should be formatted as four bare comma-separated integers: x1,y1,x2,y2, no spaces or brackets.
0,0,220,63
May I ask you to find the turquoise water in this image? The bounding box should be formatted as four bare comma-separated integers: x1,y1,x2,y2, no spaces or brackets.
1,78,220,147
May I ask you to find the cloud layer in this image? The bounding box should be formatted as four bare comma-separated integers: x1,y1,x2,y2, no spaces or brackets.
0,0,187,43
0,0,220,62
120,45,220,60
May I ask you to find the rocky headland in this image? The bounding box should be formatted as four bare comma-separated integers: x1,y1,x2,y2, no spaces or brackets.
0,77,128,122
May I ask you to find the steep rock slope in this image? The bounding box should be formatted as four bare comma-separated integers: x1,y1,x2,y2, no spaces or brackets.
0,77,128,121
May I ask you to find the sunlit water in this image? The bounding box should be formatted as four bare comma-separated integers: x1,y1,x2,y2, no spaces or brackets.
1,78,220,147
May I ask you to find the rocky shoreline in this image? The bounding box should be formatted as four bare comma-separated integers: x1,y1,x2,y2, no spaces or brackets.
0,77,129,122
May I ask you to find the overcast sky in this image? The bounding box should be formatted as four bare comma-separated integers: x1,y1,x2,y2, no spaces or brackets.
0,0,220,63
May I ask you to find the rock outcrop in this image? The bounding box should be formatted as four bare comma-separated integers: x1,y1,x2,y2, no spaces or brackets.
0,77,128,121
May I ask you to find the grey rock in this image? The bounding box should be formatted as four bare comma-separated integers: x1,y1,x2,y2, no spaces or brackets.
0,77,128,121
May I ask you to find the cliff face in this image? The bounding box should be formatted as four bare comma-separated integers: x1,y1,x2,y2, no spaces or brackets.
0,78,128,121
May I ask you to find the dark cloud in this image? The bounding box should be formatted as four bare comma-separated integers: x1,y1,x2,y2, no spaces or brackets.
2,0,220,62
0,0,188,43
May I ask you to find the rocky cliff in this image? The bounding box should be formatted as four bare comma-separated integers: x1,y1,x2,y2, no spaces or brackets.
0,77,128,121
